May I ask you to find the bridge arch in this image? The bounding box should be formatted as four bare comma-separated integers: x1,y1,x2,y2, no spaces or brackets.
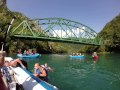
10,18,102,45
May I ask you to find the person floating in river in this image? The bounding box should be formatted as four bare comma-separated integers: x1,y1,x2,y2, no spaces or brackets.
33,63,48,82
92,52,99,63
42,63,53,72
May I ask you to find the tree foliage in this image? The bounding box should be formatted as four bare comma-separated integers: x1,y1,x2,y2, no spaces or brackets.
98,14,120,52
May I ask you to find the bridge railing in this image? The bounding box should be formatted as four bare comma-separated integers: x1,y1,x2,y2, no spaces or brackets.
10,18,102,46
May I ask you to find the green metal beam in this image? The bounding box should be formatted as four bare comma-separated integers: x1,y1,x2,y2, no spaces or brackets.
11,35,100,46
10,18,102,46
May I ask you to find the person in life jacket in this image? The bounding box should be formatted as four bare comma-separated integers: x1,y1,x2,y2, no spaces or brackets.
92,52,99,62
42,63,53,73
33,63,48,82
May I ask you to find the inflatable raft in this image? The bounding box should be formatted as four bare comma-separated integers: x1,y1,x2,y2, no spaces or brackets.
69,55,84,58
4,57,58,90
17,53,40,58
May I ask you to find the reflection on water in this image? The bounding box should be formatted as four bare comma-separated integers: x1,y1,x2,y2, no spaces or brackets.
12,54,120,90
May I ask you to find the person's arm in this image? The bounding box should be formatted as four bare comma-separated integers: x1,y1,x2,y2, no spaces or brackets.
48,67,53,72
15,59,26,68
34,73,39,77
39,68,46,77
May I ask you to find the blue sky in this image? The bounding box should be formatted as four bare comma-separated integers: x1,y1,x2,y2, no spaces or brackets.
7,0,120,32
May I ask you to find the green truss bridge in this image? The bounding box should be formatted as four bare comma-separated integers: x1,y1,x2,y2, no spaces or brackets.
10,18,102,46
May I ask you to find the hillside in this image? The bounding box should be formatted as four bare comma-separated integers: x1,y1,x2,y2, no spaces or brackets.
98,14,120,52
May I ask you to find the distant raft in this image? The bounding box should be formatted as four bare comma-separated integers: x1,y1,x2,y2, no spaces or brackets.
69,55,84,58
17,53,41,58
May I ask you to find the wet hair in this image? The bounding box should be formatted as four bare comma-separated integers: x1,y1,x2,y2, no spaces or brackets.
36,63,40,66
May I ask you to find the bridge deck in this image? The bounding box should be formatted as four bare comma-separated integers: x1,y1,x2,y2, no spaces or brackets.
11,35,100,46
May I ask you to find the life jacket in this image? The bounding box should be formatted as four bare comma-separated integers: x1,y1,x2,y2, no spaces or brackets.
41,65,48,76
93,55,98,60
34,68,42,75
39,68,48,82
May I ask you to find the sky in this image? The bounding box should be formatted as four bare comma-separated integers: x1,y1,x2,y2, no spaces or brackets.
7,0,120,33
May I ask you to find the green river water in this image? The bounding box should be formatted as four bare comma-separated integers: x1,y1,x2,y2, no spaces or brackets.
13,53,120,90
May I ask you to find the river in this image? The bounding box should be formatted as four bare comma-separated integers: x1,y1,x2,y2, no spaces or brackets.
13,53,120,90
